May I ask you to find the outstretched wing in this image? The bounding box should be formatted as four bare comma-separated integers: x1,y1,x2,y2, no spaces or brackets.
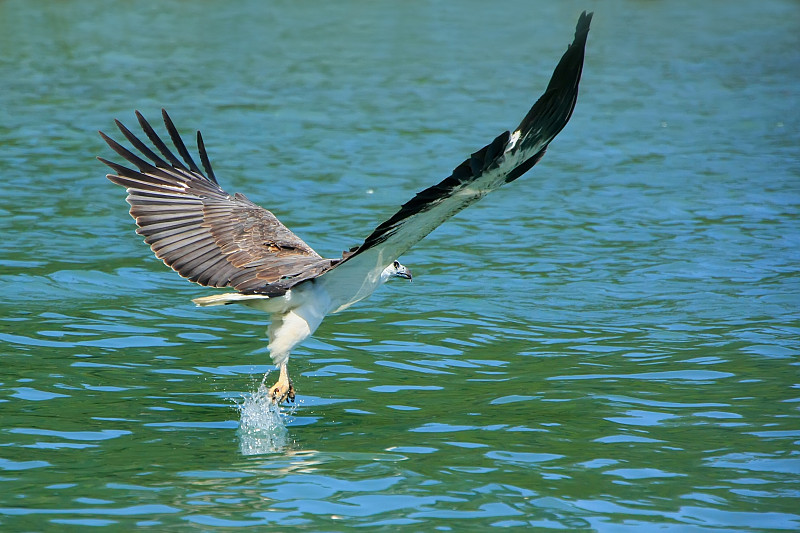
100,110,333,296
317,11,592,305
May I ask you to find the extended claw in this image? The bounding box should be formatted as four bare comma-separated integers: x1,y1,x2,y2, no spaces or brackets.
280,381,295,404
269,366,295,404
269,382,293,403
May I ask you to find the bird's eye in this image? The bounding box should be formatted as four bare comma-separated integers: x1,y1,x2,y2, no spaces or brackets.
393,260,400,269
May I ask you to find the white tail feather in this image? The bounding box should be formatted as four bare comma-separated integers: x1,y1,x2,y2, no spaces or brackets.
192,293,271,307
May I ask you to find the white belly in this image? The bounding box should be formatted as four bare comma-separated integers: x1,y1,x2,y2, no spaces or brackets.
243,281,334,367
237,257,392,366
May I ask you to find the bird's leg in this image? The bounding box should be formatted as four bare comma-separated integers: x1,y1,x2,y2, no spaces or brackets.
269,362,295,404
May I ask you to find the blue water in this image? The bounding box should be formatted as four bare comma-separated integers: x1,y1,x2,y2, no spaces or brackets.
1,0,799,530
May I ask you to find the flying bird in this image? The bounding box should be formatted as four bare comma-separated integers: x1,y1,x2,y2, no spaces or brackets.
100,12,592,403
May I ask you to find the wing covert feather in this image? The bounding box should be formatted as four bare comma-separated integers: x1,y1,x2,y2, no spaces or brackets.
101,110,332,295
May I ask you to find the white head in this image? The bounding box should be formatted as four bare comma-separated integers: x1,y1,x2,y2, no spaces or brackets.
380,260,412,284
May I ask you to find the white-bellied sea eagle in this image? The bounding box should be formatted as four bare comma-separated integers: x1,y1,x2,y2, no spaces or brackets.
99,12,592,403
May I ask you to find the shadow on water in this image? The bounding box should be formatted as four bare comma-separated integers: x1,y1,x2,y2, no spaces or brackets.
235,382,294,456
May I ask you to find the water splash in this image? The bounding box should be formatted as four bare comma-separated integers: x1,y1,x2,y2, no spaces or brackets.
236,383,292,455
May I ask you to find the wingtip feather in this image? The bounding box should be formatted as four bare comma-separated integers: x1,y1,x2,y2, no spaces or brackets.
161,109,204,176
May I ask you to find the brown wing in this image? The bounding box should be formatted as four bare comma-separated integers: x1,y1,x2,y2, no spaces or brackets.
99,109,333,296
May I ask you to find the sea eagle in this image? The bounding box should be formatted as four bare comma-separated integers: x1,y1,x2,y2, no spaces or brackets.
100,12,592,403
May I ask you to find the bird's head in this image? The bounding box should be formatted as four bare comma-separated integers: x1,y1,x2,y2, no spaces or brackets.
381,260,412,283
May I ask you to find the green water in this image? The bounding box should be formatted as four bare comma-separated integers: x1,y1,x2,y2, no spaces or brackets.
1,0,799,530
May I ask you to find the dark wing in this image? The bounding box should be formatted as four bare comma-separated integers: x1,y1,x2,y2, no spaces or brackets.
318,11,592,298
100,110,333,296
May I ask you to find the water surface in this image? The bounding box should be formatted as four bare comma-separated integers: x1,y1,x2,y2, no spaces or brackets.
1,0,799,530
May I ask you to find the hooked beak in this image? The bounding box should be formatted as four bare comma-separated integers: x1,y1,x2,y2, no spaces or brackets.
395,266,413,282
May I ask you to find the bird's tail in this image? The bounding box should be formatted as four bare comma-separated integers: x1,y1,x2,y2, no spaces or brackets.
192,293,271,307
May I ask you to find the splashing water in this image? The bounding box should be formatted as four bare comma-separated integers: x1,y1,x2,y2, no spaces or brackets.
235,382,293,455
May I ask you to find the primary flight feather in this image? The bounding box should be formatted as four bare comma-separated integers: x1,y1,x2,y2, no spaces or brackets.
100,11,592,403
